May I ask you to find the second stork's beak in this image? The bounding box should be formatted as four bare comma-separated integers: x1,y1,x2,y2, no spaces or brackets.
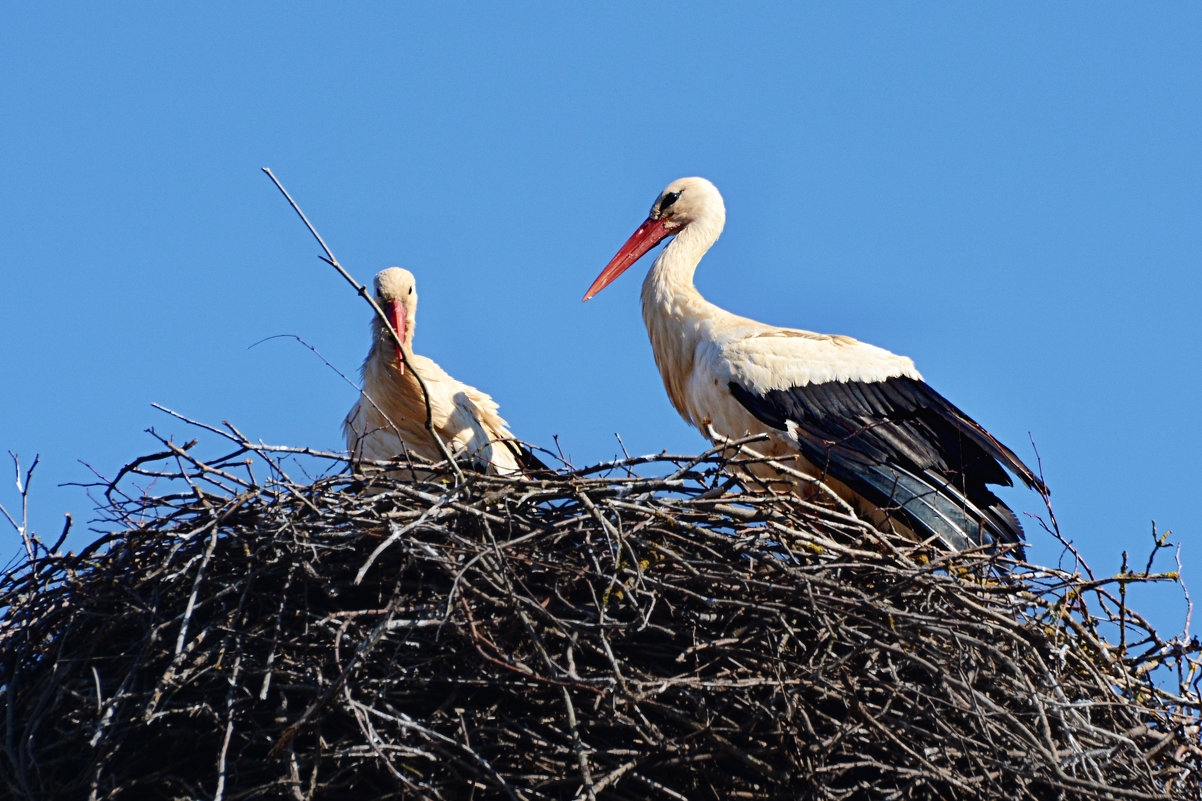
583,216,675,302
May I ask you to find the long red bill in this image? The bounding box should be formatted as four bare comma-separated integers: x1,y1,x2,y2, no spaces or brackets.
386,300,408,375
582,216,674,301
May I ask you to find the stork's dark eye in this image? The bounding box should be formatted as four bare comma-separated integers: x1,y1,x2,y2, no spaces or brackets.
660,190,682,211
408,286,413,295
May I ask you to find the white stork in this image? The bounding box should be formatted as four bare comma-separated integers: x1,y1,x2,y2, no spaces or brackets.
583,177,1046,552
345,267,530,475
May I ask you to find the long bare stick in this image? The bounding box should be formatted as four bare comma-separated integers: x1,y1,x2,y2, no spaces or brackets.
260,167,463,482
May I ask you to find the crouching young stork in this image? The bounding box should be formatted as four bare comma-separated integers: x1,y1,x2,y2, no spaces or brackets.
345,267,532,475
583,177,1046,553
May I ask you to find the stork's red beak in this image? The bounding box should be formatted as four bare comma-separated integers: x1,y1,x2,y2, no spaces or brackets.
385,299,408,375
583,216,675,301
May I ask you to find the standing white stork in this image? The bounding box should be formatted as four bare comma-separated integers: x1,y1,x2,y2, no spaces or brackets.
583,177,1046,552
345,267,531,475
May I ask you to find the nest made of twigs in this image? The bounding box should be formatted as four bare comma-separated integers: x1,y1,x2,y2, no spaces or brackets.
2,431,1200,801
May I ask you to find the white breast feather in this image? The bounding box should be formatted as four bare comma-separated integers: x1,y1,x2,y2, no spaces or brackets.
345,351,521,475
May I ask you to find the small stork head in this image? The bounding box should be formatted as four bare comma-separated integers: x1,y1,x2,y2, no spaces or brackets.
583,177,725,301
373,267,417,373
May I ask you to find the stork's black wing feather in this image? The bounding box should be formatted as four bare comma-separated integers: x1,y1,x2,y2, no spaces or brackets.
498,439,549,473
728,375,1041,552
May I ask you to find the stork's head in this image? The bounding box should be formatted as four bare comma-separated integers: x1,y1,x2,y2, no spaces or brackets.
583,177,725,301
373,267,417,372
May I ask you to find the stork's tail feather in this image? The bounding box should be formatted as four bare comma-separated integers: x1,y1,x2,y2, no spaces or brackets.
854,462,1026,557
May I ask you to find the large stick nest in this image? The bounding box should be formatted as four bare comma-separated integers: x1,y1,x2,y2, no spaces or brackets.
2,431,1200,800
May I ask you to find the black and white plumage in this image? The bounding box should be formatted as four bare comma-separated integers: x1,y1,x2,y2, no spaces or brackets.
583,176,1046,553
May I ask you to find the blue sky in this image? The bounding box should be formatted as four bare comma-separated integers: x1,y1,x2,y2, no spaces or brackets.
3,5,1199,635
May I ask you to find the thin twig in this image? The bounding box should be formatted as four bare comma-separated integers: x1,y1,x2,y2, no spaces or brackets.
260,167,462,482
